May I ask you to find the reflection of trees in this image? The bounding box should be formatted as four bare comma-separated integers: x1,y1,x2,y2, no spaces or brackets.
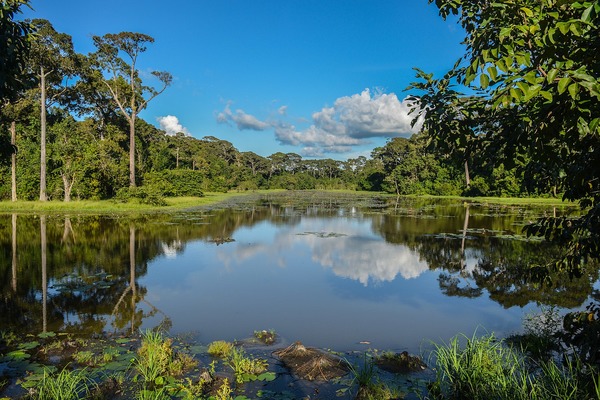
372,203,599,309
0,206,289,335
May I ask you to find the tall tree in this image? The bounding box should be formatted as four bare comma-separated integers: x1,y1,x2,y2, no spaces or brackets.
91,32,172,187
27,19,77,201
410,0,600,273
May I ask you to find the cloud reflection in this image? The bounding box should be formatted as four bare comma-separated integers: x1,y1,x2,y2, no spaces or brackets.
216,219,428,286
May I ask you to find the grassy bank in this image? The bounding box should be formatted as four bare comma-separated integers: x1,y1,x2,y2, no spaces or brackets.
0,192,254,214
0,190,574,214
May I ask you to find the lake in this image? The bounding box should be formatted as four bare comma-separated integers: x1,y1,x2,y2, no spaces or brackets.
1,192,597,355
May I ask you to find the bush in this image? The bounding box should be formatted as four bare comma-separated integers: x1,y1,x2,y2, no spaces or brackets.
143,170,204,197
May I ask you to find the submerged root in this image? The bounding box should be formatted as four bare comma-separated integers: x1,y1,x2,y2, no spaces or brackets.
274,341,349,381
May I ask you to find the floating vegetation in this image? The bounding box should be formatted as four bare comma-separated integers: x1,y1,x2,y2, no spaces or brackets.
297,231,347,238
274,341,349,381
207,237,235,245
253,329,276,345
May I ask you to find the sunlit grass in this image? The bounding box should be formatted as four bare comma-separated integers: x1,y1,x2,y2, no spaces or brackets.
0,192,252,214
0,189,574,213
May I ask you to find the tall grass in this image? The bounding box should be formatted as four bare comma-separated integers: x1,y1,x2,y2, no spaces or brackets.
428,332,599,400
30,367,94,400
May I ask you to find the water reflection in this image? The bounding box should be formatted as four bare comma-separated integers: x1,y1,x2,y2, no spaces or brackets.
0,194,597,350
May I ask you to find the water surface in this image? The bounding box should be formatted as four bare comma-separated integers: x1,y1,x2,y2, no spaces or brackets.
1,192,596,353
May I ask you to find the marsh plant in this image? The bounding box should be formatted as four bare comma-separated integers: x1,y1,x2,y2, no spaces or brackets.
253,329,276,345
26,366,94,400
207,340,234,358
348,355,398,400
226,347,268,384
133,330,197,388
427,332,600,400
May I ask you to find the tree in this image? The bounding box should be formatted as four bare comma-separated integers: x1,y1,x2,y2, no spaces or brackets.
0,0,32,106
410,0,600,273
91,32,172,187
27,19,77,201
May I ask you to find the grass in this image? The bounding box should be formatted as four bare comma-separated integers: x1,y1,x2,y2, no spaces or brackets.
207,340,235,358
28,366,94,400
427,332,600,400
0,192,251,214
0,189,575,214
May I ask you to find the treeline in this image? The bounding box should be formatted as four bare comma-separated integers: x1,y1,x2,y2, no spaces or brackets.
0,16,549,202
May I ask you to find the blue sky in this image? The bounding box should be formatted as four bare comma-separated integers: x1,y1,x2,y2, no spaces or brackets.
22,0,464,160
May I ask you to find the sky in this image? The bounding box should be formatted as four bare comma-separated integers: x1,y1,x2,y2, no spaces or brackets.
21,0,464,160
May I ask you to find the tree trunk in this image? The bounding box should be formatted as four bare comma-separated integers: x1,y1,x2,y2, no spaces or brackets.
40,68,47,201
464,159,471,188
62,173,74,202
129,114,136,187
11,121,17,202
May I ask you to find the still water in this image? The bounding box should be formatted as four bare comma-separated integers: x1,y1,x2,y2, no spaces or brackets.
1,192,597,353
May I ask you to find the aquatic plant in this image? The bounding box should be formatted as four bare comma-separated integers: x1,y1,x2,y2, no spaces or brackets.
427,332,600,400
207,340,234,358
347,355,398,400
253,329,276,345
27,366,94,400
226,347,269,384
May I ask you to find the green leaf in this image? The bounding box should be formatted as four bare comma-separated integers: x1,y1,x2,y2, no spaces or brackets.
558,77,571,94
37,332,56,339
546,68,559,83
581,4,594,23
256,372,276,381
487,66,498,81
520,7,534,17
480,73,490,89
568,82,579,99
540,90,553,102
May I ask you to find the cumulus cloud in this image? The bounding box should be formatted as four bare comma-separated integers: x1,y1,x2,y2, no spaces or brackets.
274,89,422,155
217,104,269,131
217,89,423,156
158,115,190,136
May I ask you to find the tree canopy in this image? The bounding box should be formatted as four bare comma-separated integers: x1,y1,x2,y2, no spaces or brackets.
409,0,600,273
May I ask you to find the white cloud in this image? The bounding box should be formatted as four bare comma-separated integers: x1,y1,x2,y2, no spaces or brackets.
217,89,423,156
158,115,190,136
217,104,269,131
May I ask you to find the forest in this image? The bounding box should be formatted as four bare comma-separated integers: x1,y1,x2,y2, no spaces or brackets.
0,15,555,204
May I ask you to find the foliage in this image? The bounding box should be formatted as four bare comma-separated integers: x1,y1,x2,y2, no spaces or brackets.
0,0,32,104
409,0,600,274
26,366,94,400
207,341,234,358
226,347,269,384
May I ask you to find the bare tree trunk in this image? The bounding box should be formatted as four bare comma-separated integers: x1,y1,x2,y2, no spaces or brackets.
40,68,48,201
129,114,136,187
11,121,17,202
464,160,471,188
12,214,17,292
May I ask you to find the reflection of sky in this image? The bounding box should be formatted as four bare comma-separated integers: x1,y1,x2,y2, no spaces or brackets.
140,215,538,352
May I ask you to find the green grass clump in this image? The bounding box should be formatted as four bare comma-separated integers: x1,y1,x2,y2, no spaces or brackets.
28,367,94,400
428,332,600,400
207,340,234,358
